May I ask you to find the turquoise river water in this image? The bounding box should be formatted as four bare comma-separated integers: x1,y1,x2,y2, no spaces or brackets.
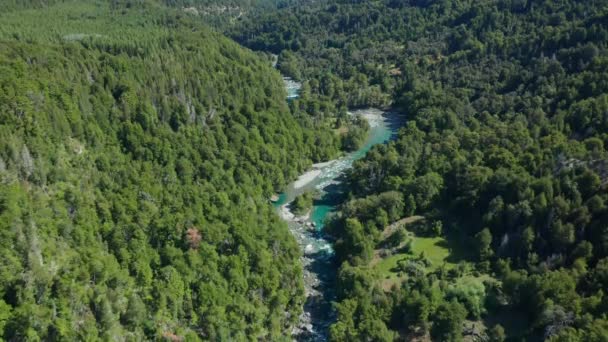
275,77,403,340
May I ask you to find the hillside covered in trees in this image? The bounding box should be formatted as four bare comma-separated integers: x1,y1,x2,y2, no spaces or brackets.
230,0,608,341
2,0,608,341
0,1,342,340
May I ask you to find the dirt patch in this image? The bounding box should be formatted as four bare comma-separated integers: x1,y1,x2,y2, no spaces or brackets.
381,216,424,239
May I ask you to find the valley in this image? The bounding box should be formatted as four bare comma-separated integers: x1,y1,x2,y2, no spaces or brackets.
0,1,607,341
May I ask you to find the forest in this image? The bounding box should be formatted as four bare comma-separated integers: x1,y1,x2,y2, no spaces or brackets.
0,0,346,340
230,0,608,341
1,0,608,341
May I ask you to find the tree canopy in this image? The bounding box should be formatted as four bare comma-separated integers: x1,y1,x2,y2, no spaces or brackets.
227,0,608,340
0,1,329,340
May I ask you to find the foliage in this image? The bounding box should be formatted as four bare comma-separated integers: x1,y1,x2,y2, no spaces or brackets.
0,1,321,339
430,300,468,342
488,324,506,342
4,0,608,339
228,0,608,340
291,191,314,216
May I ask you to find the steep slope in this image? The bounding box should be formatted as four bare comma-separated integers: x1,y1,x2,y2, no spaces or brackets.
0,1,311,340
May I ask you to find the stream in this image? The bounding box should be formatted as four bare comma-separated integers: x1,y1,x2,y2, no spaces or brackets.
275,78,403,340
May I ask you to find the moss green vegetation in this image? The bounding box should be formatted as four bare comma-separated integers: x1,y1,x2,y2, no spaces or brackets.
0,1,347,340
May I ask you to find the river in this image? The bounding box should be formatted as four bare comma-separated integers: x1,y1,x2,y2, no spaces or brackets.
275,77,403,340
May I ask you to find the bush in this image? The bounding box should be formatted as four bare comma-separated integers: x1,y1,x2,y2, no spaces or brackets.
291,191,314,216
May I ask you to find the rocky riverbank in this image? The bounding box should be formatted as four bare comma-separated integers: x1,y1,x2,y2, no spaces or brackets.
276,109,404,340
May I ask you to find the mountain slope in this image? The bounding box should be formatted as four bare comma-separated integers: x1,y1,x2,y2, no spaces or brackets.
0,2,311,340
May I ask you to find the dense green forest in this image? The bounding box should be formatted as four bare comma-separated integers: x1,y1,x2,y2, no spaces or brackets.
2,0,608,341
0,1,342,340
230,0,608,341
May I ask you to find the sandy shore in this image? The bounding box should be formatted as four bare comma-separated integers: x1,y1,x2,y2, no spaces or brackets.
293,169,322,188
292,109,386,190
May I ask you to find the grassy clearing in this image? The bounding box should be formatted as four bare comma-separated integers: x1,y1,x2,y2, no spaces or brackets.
371,217,459,290
374,235,453,276
375,235,454,291
371,216,497,292
372,219,510,338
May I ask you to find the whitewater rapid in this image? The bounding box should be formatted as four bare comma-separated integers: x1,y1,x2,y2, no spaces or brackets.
277,77,403,340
